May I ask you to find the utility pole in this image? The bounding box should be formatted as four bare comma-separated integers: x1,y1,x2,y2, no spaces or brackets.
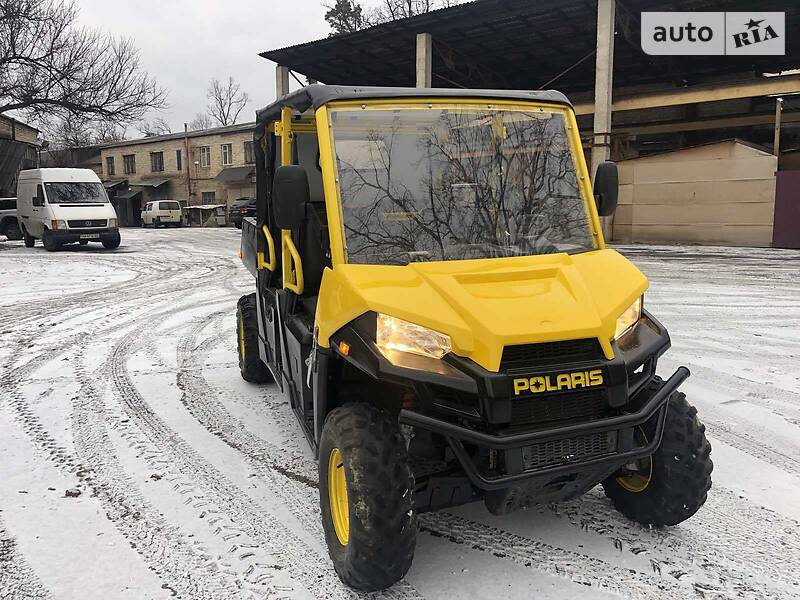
184,123,192,201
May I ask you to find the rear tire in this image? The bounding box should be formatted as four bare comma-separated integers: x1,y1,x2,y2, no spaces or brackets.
102,231,121,249
154,217,161,228
319,403,416,591
602,383,712,526
22,227,35,248
3,220,22,240
236,293,272,383
42,229,60,252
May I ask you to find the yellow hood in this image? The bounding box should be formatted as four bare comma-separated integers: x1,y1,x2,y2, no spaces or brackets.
315,249,648,372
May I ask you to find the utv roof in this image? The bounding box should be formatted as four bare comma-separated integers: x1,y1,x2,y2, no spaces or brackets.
255,84,573,126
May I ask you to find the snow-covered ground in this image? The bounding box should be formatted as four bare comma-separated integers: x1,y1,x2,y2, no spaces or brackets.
1,228,799,600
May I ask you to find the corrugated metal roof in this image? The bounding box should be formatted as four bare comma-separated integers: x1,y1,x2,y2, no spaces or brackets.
215,166,255,182
132,178,170,188
260,0,800,94
99,122,256,150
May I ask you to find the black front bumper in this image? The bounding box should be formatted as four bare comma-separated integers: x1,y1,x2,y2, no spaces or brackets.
51,227,119,243
401,367,688,490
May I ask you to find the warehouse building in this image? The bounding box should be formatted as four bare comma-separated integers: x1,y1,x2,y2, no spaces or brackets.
259,0,800,248
99,123,256,226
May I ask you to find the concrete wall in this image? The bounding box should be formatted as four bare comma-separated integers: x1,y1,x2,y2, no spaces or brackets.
613,140,777,247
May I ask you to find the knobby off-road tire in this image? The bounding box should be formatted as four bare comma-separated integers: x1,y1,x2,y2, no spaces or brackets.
236,293,272,383
602,382,712,526
102,231,121,249
42,230,60,252
319,403,417,591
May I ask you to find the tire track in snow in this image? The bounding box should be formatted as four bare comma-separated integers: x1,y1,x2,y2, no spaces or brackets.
174,311,426,599
418,512,689,600
0,516,52,600
106,322,370,599
72,348,249,600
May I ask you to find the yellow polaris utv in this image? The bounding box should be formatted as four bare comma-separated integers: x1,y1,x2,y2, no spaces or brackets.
236,85,712,591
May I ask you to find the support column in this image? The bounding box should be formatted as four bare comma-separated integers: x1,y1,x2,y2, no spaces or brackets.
416,33,432,88
276,65,290,99
773,96,784,157
591,0,616,238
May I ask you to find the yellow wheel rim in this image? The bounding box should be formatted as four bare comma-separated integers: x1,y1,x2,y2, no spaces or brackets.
616,428,653,493
328,447,349,545
616,458,653,492
237,314,245,359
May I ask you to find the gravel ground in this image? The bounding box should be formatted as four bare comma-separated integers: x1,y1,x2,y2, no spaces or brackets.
1,228,798,600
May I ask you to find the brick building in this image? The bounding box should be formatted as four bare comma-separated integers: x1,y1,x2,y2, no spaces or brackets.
0,115,40,197
100,122,256,226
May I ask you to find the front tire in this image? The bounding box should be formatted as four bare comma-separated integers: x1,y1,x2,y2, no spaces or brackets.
42,229,60,252
22,227,35,248
236,293,272,383
102,231,121,249
319,403,416,591
602,383,712,526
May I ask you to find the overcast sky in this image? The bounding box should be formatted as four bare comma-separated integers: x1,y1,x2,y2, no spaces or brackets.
75,0,333,132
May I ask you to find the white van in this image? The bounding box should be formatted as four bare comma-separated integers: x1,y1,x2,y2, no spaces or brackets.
16,168,120,251
141,200,183,227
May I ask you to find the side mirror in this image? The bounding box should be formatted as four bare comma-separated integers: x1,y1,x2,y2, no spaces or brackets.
32,195,44,207
593,161,618,217
272,165,309,230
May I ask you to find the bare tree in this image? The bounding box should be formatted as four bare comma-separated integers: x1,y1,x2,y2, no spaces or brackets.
137,117,172,137
188,112,214,131
206,77,249,127
94,122,127,143
0,0,166,125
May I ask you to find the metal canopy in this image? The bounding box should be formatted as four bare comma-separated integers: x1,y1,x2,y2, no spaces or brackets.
103,179,127,189
133,178,170,188
260,0,799,94
215,166,255,182
116,191,141,200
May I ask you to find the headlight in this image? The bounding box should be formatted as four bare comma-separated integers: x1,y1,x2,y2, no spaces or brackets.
109,218,118,227
614,296,642,340
376,314,452,360
51,220,67,230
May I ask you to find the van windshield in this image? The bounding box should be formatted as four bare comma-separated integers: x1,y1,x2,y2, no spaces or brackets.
329,105,595,265
44,182,108,204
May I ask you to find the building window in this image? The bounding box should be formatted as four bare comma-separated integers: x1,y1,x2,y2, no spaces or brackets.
106,156,115,176
123,154,136,175
244,141,255,164
221,143,233,166
199,146,211,167
201,191,216,204
176,149,182,172
150,151,164,172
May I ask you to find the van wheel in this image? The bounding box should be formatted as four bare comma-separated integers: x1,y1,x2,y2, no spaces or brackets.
42,230,60,252
3,220,22,240
22,227,35,248
319,403,416,591
102,232,121,249
236,293,272,383
602,383,712,526
154,217,161,228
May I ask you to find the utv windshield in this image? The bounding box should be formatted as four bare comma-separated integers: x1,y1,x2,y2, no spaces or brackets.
44,182,108,204
329,104,595,265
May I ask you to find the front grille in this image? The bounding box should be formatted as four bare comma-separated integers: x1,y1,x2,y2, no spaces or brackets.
500,338,603,371
512,389,606,426
68,219,106,228
522,431,615,470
